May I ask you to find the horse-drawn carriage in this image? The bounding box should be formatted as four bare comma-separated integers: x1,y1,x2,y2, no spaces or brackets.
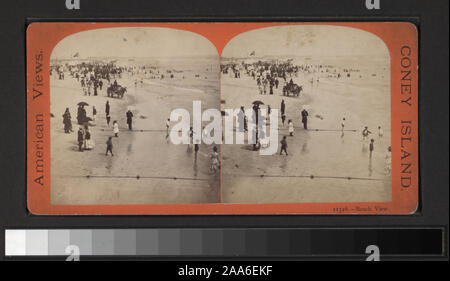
107,85,127,99
283,83,302,97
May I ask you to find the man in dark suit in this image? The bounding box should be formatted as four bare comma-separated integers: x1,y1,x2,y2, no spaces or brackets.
105,100,110,116
301,109,309,130
126,110,134,130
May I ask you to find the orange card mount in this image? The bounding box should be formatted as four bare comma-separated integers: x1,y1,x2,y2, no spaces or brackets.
27,22,418,215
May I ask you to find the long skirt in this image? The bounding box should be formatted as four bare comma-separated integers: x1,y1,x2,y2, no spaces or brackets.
84,139,95,150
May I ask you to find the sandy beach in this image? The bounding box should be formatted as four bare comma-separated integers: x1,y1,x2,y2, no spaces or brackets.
48,24,393,207
50,57,220,205
220,57,392,203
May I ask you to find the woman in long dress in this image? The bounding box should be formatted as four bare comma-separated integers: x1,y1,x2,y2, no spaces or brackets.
84,128,95,150
62,108,72,133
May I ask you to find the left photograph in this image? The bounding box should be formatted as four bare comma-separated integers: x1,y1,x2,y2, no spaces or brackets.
49,27,220,205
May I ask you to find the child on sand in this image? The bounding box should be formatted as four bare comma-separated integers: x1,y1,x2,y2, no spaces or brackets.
105,137,114,156
84,128,91,150
288,120,294,136
77,127,84,152
113,120,119,137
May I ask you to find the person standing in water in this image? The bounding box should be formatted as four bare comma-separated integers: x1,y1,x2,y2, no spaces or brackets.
105,136,114,156
194,142,200,161
288,119,294,136
369,139,375,158
202,126,208,141
92,106,97,123
238,106,245,132
106,114,111,127
189,126,194,143
166,118,170,135
244,113,248,132
362,126,372,140
76,105,84,125
378,126,384,137
210,146,219,173
281,113,286,126
186,126,194,152
280,136,288,156
62,108,72,133
301,109,309,130
113,120,119,137
385,146,392,174
105,100,110,117
84,127,93,150
126,109,133,130
77,127,84,152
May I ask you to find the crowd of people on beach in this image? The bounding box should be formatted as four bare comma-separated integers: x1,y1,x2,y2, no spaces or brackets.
52,57,390,178
52,62,133,155
222,58,391,174
52,60,221,174
222,60,298,96
222,58,362,86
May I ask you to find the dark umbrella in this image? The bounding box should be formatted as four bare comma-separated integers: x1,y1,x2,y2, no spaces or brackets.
252,100,264,106
77,102,89,106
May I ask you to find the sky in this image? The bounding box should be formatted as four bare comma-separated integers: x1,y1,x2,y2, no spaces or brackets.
51,25,390,61
51,27,218,60
222,25,390,59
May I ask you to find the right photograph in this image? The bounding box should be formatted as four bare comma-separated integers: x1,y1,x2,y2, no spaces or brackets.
220,25,392,204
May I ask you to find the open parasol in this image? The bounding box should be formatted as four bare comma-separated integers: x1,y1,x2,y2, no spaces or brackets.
252,100,265,106
77,101,89,106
